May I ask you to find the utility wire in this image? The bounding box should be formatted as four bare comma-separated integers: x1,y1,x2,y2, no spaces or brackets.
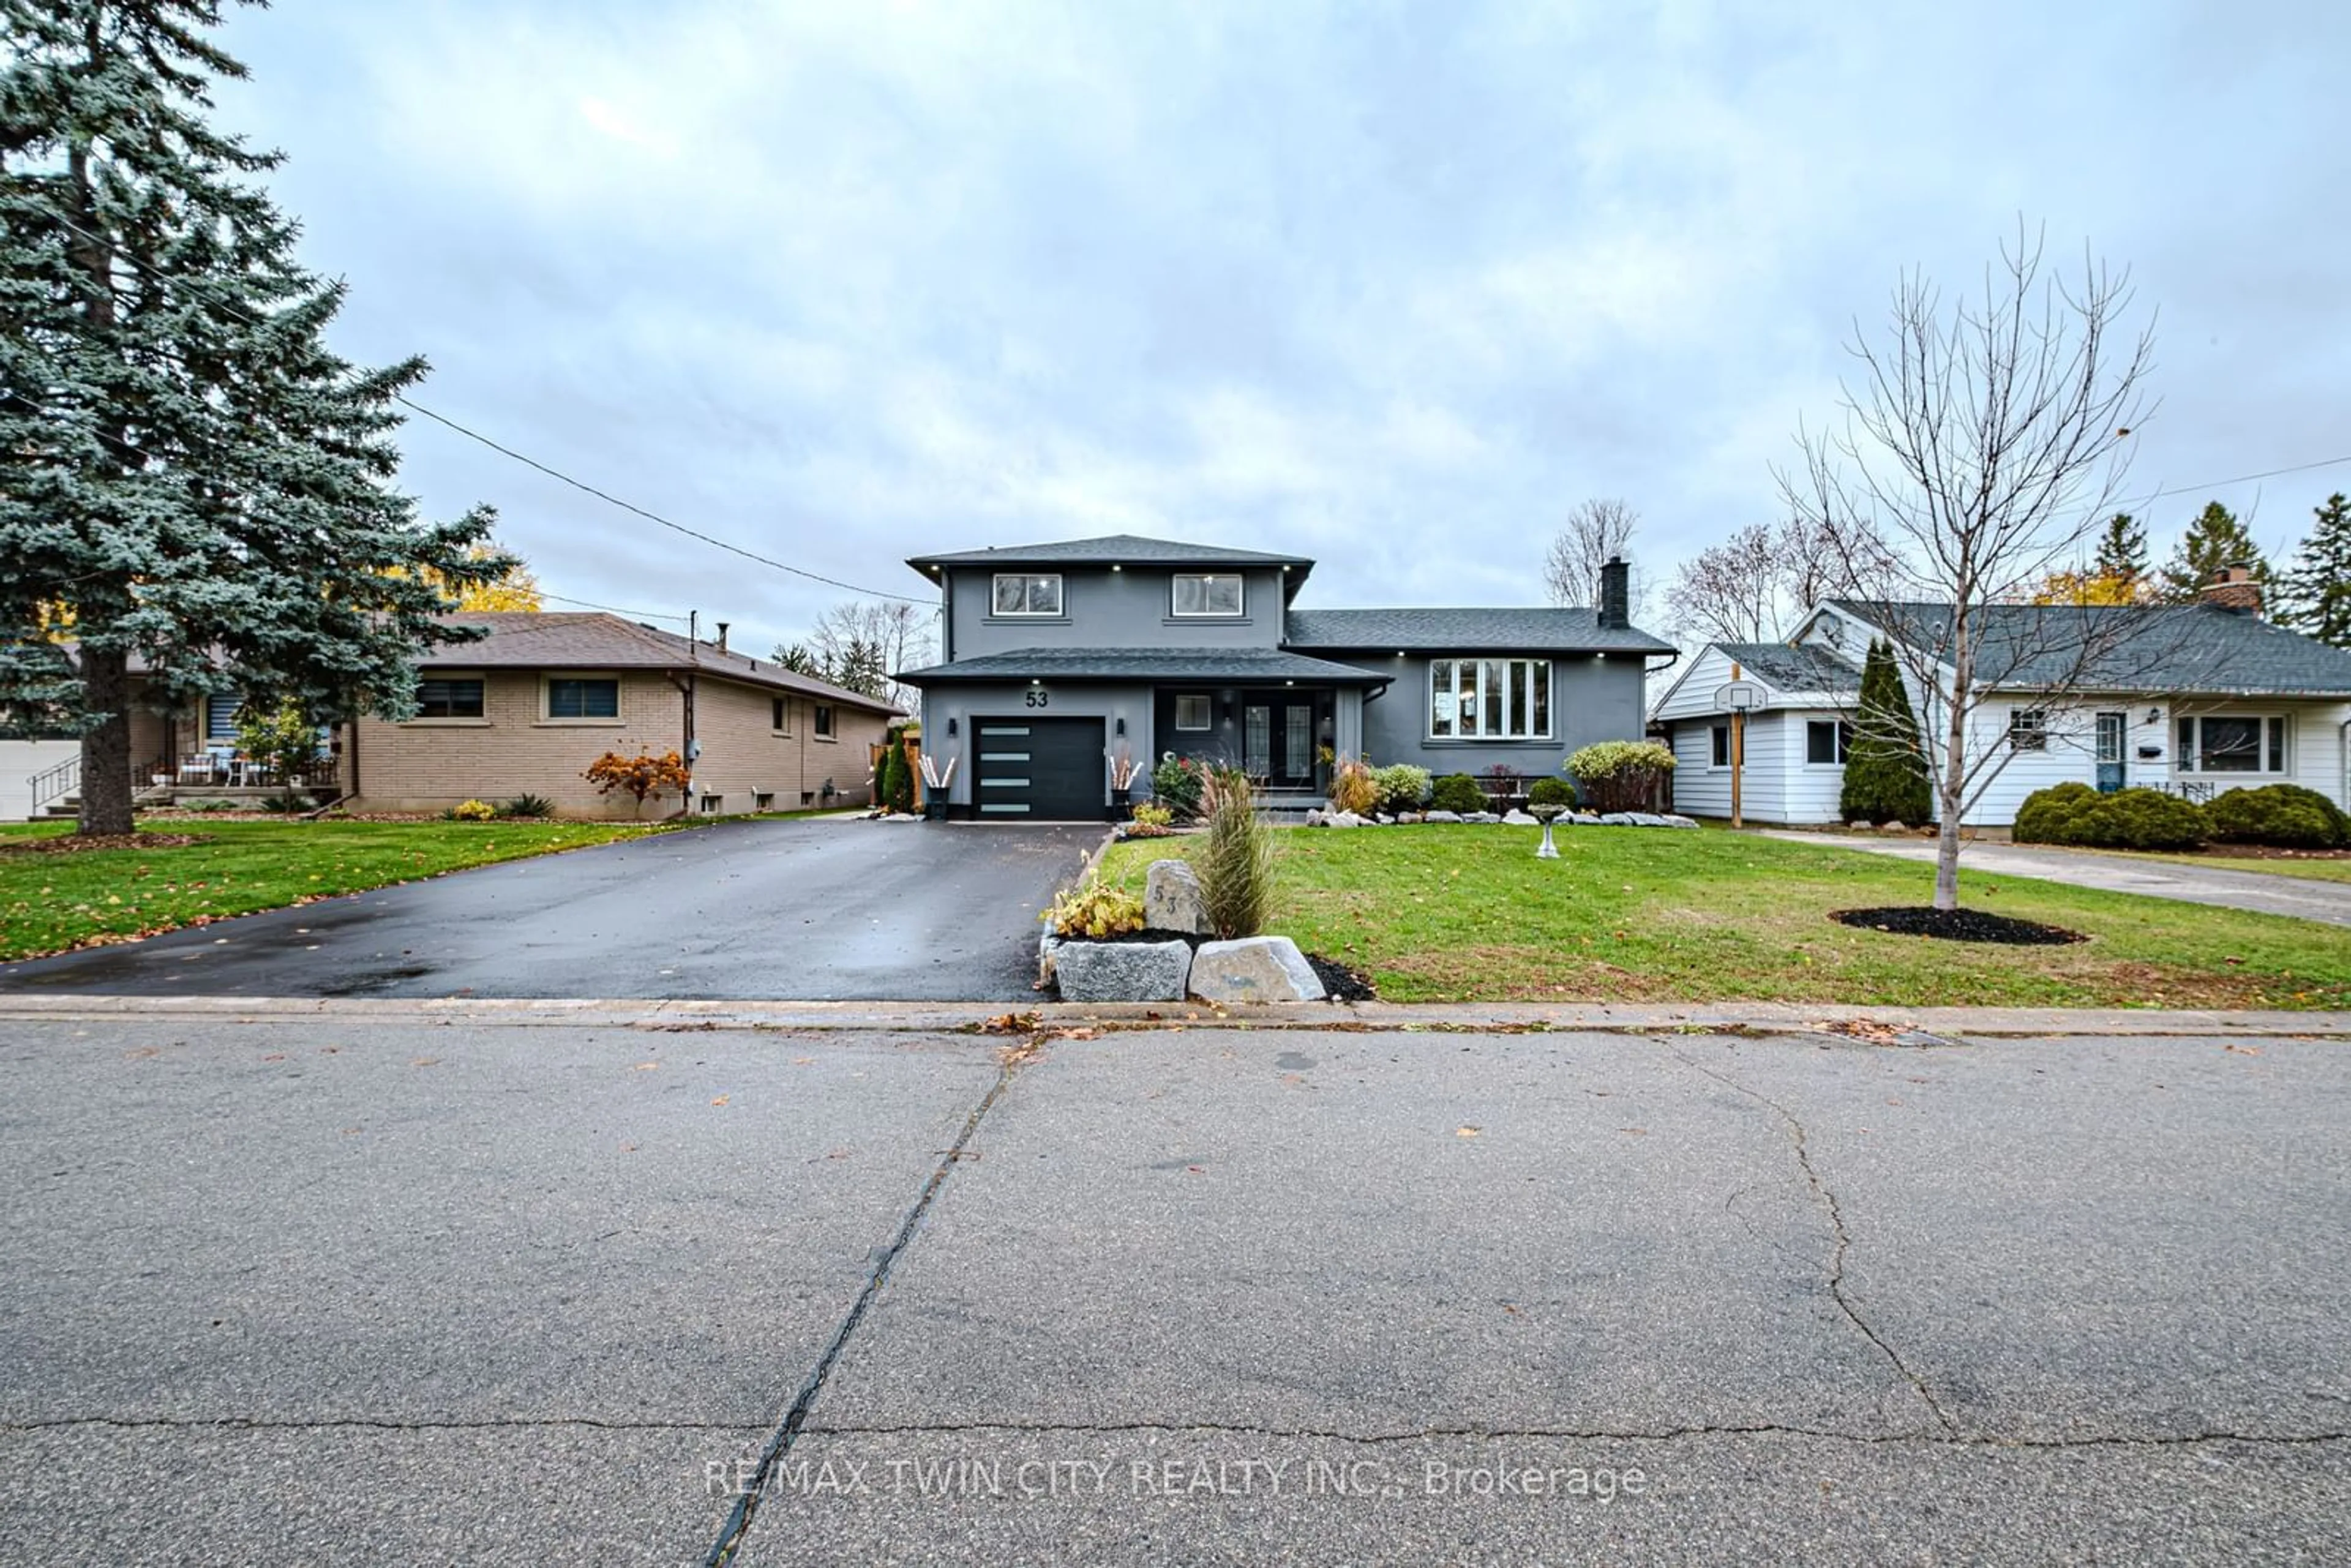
31,201,931,606
537,590,692,623
2135,455,2351,503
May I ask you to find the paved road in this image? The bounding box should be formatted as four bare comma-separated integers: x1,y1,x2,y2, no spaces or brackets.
0,817,1101,1001
3,1007,2344,1564
1760,830,2351,927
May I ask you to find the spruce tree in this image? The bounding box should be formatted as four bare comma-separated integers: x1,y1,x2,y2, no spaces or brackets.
2159,501,2273,603
1840,638,1932,825
2279,493,2351,647
0,0,507,835
2090,512,2148,593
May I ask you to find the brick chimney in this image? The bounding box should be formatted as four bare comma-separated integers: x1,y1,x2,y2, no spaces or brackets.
1598,557,1631,630
2199,566,2262,617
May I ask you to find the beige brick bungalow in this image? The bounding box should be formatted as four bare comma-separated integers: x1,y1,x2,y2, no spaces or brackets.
342,613,900,819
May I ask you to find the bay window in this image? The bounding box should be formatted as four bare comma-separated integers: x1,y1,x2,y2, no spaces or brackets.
1428,658,1551,740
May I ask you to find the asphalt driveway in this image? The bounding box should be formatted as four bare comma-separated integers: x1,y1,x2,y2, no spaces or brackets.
0,817,1101,1001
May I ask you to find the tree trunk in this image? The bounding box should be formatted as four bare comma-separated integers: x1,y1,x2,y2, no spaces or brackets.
77,645,136,838
1933,699,1970,911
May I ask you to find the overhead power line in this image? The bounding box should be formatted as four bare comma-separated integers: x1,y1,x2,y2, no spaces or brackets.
2137,455,2351,503
31,202,930,606
537,591,691,623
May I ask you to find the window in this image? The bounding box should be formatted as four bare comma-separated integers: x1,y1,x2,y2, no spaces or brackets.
546,677,620,719
2177,715,2289,773
1710,725,1730,767
1171,573,1244,617
991,573,1063,617
771,696,790,733
2008,708,2047,751
204,694,240,741
1428,659,1551,740
1806,720,1853,765
814,704,834,738
415,677,485,719
1174,694,1212,731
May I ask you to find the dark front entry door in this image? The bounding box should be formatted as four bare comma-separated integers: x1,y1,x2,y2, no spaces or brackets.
1242,700,1318,786
2095,711,2126,793
971,716,1103,819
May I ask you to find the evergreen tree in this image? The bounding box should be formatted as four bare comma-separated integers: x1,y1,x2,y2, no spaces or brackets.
830,636,888,700
1840,638,1932,825
2090,512,2148,595
770,643,828,680
2278,493,2351,647
2159,501,2272,602
0,1,507,835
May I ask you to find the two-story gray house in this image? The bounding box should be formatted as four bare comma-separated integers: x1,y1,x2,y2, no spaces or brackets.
898,535,1674,819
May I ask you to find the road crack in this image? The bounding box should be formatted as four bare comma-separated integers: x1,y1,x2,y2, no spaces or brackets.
1675,1048,1959,1436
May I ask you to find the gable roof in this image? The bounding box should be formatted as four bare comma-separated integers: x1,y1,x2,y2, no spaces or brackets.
907,532,1314,574
1284,606,1675,656
1715,641,1863,695
1826,600,2351,697
424,613,900,714
896,645,1389,687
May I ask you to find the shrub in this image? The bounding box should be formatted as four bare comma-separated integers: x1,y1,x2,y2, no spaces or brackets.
1528,776,1575,808
582,750,692,817
1328,755,1379,816
2015,784,2208,850
449,798,497,822
1429,773,1485,814
503,793,555,819
2013,782,2098,844
258,792,314,814
1151,752,1207,819
1371,763,1431,812
1130,801,1175,829
1044,877,1146,939
1566,740,1676,814
1196,767,1277,939
2207,784,2349,849
880,739,915,813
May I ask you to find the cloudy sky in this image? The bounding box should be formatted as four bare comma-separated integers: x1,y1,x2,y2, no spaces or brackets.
214,0,2350,656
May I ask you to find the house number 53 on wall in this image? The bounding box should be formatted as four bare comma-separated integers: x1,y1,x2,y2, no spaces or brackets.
1024,689,1049,708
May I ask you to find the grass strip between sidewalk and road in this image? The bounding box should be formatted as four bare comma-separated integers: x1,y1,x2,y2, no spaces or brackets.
0,817,677,963
1098,824,2351,1010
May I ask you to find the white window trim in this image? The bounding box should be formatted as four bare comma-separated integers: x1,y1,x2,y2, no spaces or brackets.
405,670,489,726
1426,658,1554,742
1170,572,1245,618
1708,724,1730,771
1803,719,1852,768
990,572,1064,617
2007,707,2048,752
539,670,623,724
2175,712,2293,777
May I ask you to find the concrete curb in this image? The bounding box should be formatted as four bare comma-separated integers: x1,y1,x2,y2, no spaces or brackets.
1,994,2345,1037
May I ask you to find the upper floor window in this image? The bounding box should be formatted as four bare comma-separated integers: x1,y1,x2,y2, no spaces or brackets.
416,677,485,719
1171,573,1244,617
546,677,620,720
1428,658,1550,740
992,573,1063,617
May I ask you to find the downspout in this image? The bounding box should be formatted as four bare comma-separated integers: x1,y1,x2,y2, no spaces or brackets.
684,611,700,817
2340,717,2349,811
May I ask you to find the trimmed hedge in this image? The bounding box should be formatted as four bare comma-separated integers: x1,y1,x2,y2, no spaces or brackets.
2207,784,2350,849
1528,776,1575,808
1566,740,1676,814
1429,774,1486,814
1373,763,1432,813
2014,784,2210,850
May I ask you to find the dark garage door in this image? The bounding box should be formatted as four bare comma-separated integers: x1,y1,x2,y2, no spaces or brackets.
972,716,1103,820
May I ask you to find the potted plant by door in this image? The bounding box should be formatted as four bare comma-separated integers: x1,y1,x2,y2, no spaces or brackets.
1108,748,1141,823
920,753,955,820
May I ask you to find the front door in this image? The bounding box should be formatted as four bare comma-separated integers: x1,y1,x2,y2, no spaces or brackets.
1241,701,1318,786
2095,711,2126,793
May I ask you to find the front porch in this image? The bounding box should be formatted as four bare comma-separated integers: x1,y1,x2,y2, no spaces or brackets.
29,751,348,819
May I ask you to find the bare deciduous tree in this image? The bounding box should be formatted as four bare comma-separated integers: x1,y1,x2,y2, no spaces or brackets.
1778,225,2159,911
1543,498,1646,615
786,599,936,712
1663,522,1788,646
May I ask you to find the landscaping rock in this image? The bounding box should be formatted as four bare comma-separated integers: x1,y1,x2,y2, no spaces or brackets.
1502,809,1538,826
1054,938,1193,1002
1188,936,1327,1004
1600,812,1635,825
1374,814,1393,825
1627,812,1670,827
1463,811,1501,824
1397,812,1425,824
1325,810,1367,828
1144,860,1212,937
1662,814,1700,828
1425,809,1463,823
1879,820,1910,834
1304,808,1325,826
1572,812,1603,825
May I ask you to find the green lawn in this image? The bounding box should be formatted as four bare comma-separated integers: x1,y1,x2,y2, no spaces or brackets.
0,817,674,962
1099,825,2351,1009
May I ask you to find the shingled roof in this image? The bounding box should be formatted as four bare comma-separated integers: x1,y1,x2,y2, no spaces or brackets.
1829,601,2351,697
1283,607,1675,656
895,646,1389,686
424,613,899,714
1716,641,1862,695
907,532,1313,574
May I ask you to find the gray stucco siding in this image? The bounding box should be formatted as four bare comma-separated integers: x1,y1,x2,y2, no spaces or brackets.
943,565,1291,659
916,680,1151,809
1340,652,1648,778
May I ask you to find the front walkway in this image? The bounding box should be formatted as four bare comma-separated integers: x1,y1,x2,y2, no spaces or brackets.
1758,830,2351,928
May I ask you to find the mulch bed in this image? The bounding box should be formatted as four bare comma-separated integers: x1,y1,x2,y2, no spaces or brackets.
0,831,207,855
1831,906,2087,945
1303,952,1379,1002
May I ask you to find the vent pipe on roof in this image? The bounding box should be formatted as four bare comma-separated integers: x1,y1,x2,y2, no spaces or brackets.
1599,558,1631,631
714,621,730,653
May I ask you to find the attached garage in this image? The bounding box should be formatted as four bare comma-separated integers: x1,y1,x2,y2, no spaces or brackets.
970,716,1104,820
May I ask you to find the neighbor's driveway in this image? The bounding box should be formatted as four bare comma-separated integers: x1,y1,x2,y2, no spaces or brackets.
1758,830,2351,928
0,817,1101,1001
